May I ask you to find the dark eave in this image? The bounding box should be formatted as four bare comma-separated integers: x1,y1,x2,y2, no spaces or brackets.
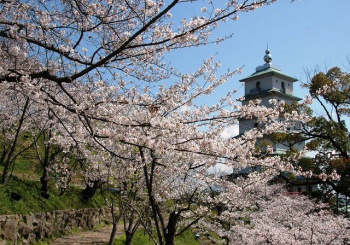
244,88,302,101
240,67,298,83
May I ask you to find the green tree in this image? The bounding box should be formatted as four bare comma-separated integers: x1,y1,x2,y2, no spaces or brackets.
275,67,350,199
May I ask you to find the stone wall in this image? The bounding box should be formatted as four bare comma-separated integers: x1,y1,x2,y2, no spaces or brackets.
0,207,111,245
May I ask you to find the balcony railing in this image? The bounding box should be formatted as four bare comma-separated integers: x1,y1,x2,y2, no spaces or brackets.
249,88,261,95
248,87,287,95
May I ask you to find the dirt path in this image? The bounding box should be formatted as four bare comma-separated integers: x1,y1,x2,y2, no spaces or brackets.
50,226,115,245
50,225,216,245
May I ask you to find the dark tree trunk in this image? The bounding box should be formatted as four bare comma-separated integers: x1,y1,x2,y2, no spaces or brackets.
108,222,118,245
164,233,175,245
38,126,61,198
1,158,11,184
164,211,177,245
139,147,165,245
40,138,50,195
1,98,29,184
40,167,49,194
108,199,122,245
124,217,134,245
125,231,132,245
82,179,101,201
124,216,141,245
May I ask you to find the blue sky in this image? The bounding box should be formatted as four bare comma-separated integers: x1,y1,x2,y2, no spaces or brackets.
168,0,350,105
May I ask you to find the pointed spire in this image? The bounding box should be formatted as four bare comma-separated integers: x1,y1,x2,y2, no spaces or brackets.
255,46,280,72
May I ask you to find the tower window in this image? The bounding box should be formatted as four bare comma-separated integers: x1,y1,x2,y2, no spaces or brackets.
281,82,285,92
256,81,261,89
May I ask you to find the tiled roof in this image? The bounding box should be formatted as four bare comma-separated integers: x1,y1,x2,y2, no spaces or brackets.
240,66,298,82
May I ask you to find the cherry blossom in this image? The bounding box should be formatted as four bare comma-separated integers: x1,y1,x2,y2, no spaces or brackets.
1,1,347,245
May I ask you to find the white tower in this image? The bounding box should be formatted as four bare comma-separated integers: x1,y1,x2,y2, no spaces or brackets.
239,49,303,154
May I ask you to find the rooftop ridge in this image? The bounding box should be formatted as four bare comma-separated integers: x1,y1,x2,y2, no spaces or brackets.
255,62,281,72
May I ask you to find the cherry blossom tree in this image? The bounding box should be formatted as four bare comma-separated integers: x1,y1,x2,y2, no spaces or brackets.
0,0,277,86
3,1,348,245
0,82,33,184
30,108,67,197
103,155,148,245
0,0,280,169
221,186,350,245
73,68,309,245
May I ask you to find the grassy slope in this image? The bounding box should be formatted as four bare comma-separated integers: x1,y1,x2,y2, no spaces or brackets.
0,139,110,243
0,174,105,215
0,133,104,215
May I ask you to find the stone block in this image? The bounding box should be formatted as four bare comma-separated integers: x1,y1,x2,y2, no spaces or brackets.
34,213,42,220
75,210,83,218
5,215,19,221
87,216,97,228
0,207,108,244
18,222,32,236
43,222,54,238
21,239,29,245
33,225,45,240
0,216,6,223
45,212,52,221
32,218,41,227
27,233,36,244
3,218,18,241
75,217,82,227
23,215,34,228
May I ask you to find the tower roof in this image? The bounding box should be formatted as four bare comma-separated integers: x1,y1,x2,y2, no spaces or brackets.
240,49,298,83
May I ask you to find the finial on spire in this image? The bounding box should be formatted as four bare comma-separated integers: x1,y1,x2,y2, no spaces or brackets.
256,46,280,72
264,47,272,64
